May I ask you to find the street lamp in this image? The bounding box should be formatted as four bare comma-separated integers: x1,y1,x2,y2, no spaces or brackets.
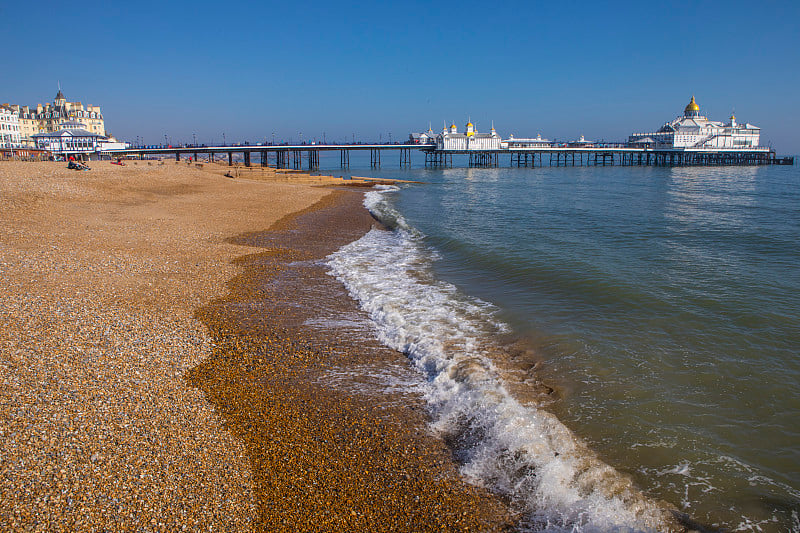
272,132,275,146
222,132,226,146
193,133,197,147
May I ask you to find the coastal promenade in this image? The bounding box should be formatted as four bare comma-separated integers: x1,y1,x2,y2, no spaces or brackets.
100,143,791,170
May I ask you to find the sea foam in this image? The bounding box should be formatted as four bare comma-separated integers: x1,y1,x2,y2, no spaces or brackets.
326,186,670,532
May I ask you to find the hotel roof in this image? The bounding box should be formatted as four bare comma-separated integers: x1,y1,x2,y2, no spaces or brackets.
32,128,106,138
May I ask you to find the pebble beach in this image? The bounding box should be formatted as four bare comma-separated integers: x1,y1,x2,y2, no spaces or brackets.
0,160,513,531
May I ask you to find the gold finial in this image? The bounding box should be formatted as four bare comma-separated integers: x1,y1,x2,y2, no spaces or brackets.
685,95,700,114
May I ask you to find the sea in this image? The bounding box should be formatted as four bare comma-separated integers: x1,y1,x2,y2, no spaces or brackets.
317,152,799,532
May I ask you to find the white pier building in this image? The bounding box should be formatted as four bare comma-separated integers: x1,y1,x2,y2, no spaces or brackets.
629,96,760,149
504,134,550,149
436,121,502,151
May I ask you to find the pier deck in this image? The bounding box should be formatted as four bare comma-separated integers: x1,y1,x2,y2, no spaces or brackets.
99,144,792,169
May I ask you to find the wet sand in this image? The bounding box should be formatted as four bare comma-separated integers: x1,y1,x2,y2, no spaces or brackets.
0,160,513,531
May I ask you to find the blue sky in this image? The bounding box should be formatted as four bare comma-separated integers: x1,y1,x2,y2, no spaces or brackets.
3,0,798,153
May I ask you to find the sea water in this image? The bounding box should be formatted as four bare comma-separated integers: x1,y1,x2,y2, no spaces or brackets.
324,156,800,532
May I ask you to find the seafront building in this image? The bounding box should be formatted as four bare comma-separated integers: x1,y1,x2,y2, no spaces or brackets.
31,121,109,155
0,105,22,148
628,96,760,149
6,89,106,146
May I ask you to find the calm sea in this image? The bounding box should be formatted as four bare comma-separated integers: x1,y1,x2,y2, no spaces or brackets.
323,153,800,532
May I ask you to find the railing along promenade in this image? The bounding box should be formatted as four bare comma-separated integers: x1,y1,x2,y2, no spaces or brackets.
99,143,793,169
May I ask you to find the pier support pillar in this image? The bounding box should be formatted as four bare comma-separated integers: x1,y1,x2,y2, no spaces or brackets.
400,148,411,167
424,150,451,168
308,150,319,170
244,151,251,167
228,152,233,166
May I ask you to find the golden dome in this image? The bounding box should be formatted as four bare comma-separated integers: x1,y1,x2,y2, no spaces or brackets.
466,122,473,127
685,95,700,113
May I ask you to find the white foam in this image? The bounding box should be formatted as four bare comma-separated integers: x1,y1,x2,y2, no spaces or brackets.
327,186,669,532
658,462,692,477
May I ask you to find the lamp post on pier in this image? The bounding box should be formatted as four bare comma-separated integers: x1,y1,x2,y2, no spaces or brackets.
222,132,226,146
193,133,197,147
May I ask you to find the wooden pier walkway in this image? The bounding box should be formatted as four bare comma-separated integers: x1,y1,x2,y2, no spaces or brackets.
100,144,793,169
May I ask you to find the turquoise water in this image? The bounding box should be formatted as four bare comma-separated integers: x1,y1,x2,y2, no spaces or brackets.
326,156,800,531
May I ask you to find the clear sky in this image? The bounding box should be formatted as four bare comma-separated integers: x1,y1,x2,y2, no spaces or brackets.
3,0,798,153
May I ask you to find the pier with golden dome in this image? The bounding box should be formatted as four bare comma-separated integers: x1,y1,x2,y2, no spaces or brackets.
96,97,792,169
628,96,761,150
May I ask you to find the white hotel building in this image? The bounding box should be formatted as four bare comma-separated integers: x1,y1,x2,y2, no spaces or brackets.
629,96,760,150
436,121,502,151
1,105,22,148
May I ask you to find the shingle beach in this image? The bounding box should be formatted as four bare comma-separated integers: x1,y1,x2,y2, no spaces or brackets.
0,160,513,531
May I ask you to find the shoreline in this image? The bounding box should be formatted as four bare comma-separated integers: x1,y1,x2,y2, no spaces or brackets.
189,186,516,531
0,160,513,531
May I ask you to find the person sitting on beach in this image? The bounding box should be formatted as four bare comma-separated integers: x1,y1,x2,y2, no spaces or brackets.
67,159,90,171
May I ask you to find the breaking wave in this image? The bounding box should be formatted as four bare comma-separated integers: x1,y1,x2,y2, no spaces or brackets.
326,185,672,532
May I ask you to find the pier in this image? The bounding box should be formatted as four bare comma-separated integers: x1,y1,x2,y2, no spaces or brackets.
100,143,793,169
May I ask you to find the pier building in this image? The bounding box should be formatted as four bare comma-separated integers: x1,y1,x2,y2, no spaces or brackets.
436,120,502,151
409,127,436,144
504,134,550,148
629,96,760,149
569,135,594,148
0,105,22,148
